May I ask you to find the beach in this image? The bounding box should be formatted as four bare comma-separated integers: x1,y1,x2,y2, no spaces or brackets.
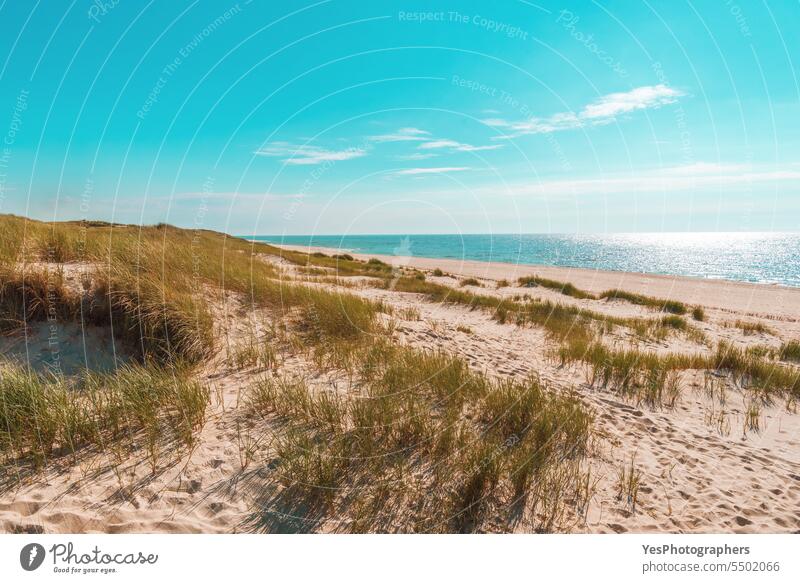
2,223,799,534
275,243,800,320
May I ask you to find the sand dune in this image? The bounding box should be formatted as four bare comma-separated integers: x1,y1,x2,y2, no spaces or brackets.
1,249,799,533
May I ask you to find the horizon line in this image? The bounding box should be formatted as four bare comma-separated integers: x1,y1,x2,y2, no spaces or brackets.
245,230,800,238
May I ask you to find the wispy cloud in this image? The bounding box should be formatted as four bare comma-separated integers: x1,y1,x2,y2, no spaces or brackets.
495,162,800,197
254,142,367,165
368,127,431,143
395,166,472,176
582,85,683,119
394,152,438,161
483,84,685,138
418,139,503,152
257,128,500,167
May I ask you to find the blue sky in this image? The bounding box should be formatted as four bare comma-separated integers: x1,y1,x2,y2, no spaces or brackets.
0,0,798,235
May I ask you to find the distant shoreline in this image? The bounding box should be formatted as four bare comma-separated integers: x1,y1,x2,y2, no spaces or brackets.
247,232,800,289
267,242,800,320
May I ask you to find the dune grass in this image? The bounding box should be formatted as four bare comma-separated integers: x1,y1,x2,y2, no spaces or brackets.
384,276,703,345
247,339,592,532
558,336,800,403
733,319,774,336
660,315,688,331
0,214,389,365
780,340,800,363
711,341,800,399
557,339,694,408
599,289,687,315
515,275,691,318
0,266,80,332
229,335,279,371
518,276,596,300
295,286,381,342
264,244,393,278
0,363,208,468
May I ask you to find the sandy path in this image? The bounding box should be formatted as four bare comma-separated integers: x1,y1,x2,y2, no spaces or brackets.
352,282,800,533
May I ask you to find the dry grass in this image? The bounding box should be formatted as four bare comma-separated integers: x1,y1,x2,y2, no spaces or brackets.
780,340,800,363
557,340,687,408
385,276,703,346
518,276,596,300
0,214,390,365
0,363,208,469
0,266,80,332
229,335,279,371
711,341,800,399
559,336,800,404
733,319,774,336
245,340,592,533
599,289,687,315
616,455,643,512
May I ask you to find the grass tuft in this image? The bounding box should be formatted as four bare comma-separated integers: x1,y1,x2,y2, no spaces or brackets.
518,276,596,300
246,340,592,532
599,289,687,315
733,319,774,336
0,363,208,467
780,340,800,363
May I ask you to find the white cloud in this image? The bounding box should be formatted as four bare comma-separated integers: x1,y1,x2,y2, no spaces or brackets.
254,142,366,165
418,139,460,150
580,84,683,120
257,129,500,168
368,127,501,154
368,127,431,142
481,118,510,127
395,166,472,176
455,143,504,152
394,152,438,161
494,163,800,197
418,139,503,152
482,85,685,138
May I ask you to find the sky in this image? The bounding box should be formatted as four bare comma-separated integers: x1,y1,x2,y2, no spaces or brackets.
0,0,799,235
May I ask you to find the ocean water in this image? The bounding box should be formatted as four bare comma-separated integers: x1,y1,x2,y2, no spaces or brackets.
249,232,800,287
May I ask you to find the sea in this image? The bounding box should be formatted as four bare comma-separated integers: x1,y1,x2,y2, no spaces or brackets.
248,232,800,288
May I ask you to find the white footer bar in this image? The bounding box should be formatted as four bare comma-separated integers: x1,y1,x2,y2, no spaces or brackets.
1,534,797,582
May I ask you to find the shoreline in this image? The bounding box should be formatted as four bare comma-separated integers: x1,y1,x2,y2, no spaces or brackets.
269,243,800,319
